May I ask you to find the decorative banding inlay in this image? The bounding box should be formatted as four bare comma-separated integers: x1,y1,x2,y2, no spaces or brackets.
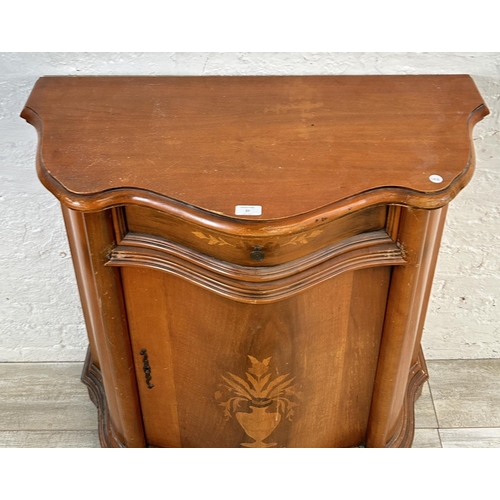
282,230,323,246
192,228,324,249
107,230,405,303
192,231,231,246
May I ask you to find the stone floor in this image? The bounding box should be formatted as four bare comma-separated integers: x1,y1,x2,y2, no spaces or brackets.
1,359,499,447
413,359,500,448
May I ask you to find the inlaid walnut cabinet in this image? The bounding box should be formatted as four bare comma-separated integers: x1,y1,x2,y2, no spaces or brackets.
22,75,488,448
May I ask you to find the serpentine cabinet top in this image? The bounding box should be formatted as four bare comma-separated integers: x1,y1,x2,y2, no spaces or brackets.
22,75,488,231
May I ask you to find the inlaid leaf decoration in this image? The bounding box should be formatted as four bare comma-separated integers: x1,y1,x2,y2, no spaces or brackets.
192,231,230,246
217,356,299,421
283,229,323,246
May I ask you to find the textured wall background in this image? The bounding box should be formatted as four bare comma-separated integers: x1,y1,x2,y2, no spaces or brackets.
1,52,499,362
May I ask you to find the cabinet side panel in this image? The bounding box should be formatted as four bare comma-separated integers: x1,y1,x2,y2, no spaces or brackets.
411,206,448,366
122,266,391,448
63,208,145,447
367,207,446,447
61,206,101,369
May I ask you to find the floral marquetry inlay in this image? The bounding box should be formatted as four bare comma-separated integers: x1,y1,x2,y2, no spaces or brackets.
215,356,301,448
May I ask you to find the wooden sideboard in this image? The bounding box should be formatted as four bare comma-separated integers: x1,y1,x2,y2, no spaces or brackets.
22,75,488,447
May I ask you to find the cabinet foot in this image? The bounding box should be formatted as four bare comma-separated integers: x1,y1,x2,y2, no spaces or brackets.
81,348,126,448
386,347,429,448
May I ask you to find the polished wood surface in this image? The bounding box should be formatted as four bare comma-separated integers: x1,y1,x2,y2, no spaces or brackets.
122,265,391,448
123,204,388,267
22,75,488,447
62,207,144,447
23,75,487,222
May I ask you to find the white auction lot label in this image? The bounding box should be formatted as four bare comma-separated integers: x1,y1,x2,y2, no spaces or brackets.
235,205,262,216
429,174,443,184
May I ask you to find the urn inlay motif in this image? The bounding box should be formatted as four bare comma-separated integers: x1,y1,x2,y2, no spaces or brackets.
215,356,300,447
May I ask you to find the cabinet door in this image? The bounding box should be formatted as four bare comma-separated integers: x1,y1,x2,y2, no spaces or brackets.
121,265,391,448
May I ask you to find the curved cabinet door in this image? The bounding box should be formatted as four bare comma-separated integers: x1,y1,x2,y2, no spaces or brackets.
121,264,392,448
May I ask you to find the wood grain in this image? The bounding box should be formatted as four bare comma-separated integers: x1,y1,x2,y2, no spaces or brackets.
121,266,391,448
109,229,404,304
21,75,489,448
123,204,388,265
22,75,488,223
367,208,445,446
62,207,145,447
